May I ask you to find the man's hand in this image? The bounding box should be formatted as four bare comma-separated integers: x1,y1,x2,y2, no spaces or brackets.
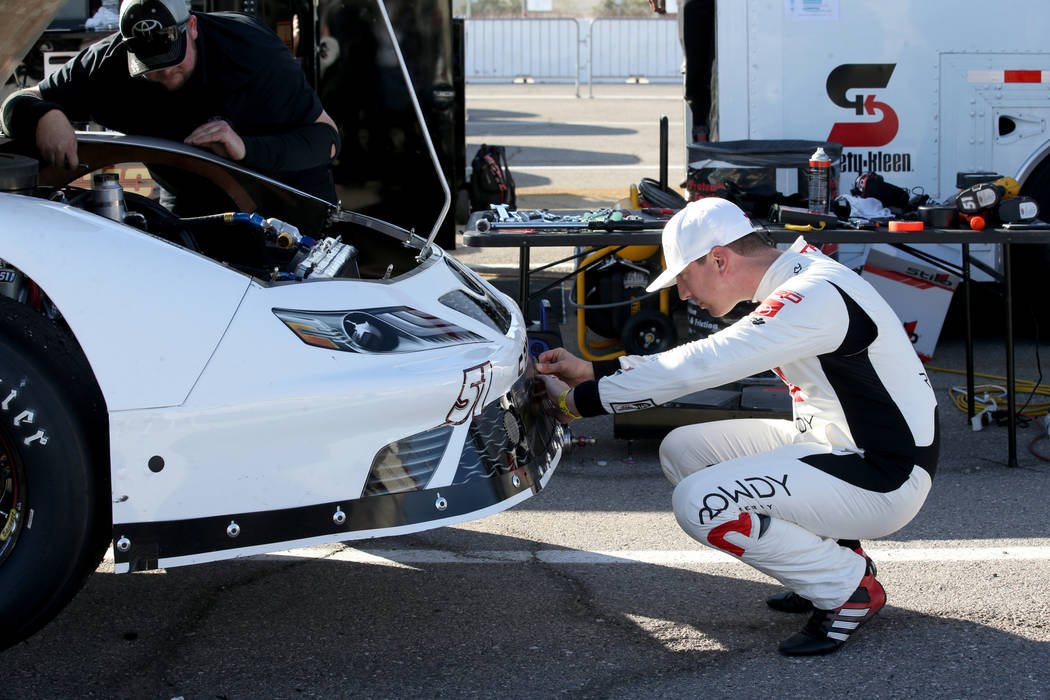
536,373,576,424
535,347,594,387
184,119,246,161
648,0,667,14
36,109,78,170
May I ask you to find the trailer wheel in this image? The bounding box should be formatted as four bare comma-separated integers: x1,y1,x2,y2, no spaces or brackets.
621,311,676,355
0,298,108,650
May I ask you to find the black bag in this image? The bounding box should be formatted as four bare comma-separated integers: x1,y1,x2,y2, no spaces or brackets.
469,144,516,210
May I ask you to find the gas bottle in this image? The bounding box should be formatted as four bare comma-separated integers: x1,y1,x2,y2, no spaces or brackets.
807,146,831,213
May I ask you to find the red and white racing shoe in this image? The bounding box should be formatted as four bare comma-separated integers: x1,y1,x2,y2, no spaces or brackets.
777,558,886,656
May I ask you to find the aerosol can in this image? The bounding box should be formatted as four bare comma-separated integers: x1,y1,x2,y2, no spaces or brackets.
807,146,832,214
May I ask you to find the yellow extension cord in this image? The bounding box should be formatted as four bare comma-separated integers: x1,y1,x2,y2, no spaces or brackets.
924,365,1050,417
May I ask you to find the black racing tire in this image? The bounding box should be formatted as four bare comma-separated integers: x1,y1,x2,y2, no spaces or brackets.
621,310,677,355
0,297,109,650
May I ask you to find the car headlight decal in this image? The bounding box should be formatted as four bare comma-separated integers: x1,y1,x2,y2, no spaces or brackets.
274,306,484,353
364,425,453,496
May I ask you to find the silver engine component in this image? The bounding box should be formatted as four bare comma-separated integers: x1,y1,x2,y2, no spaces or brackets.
0,153,38,193
87,172,128,223
295,237,360,280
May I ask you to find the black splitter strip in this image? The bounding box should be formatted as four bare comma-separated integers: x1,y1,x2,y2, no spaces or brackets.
112,464,545,572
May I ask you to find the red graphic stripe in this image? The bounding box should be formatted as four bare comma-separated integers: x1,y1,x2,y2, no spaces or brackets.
827,96,899,148
753,299,785,318
707,512,752,557
863,265,955,291
1005,70,1043,83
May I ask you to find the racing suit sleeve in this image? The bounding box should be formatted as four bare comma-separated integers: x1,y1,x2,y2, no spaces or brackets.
587,278,852,414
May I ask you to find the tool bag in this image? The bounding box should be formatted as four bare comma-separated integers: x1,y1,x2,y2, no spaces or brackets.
469,144,516,210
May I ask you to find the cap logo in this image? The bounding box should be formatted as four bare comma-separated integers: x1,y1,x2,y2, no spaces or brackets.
132,18,165,38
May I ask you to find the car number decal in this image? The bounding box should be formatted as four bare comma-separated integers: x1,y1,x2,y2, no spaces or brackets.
446,362,494,425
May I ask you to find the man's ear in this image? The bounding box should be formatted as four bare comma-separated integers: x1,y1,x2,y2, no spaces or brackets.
709,246,729,275
187,14,198,39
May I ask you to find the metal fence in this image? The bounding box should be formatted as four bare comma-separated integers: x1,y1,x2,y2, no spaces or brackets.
464,18,582,93
463,17,682,96
588,18,682,95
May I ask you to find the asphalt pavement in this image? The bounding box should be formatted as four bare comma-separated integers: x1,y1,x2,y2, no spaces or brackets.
4,84,1050,699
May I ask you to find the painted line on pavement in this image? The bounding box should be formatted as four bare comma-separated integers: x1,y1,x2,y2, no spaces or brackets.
467,95,682,101
104,545,1050,567
251,545,1050,567
507,164,687,170
467,120,681,127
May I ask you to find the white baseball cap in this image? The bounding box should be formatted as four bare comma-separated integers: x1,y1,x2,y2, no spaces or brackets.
645,198,762,292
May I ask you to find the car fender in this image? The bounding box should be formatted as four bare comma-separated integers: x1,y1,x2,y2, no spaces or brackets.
108,255,530,520
0,193,250,411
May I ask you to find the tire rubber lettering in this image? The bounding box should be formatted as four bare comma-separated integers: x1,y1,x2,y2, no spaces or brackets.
0,381,47,448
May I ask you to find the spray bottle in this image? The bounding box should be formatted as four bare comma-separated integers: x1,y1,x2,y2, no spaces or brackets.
807,146,832,213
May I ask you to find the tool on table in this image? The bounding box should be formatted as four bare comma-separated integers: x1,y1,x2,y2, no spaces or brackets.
474,206,666,233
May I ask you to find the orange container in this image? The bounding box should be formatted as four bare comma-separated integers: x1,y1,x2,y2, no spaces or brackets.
888,220,924,232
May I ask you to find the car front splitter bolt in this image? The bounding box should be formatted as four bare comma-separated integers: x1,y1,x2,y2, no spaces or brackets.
226,521,241,538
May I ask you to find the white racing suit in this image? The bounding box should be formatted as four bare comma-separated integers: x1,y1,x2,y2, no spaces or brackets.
577,238,938,609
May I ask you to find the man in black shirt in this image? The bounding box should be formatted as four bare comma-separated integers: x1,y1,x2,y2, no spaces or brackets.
1,0,339,209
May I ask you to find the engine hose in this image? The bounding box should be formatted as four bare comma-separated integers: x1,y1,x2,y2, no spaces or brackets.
174,212,267,230
567,285,663,310
638,177,687,211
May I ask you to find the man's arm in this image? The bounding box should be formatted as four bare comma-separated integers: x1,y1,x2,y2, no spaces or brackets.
536,348,622,420
583,280,852,415
1,87,79,169
184,110,339,171
239,110,339,172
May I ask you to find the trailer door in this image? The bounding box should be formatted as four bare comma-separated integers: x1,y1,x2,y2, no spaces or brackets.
939,53,1050,197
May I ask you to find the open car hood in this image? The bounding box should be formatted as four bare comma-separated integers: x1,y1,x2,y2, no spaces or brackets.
1,0,69,86
37,132,339,234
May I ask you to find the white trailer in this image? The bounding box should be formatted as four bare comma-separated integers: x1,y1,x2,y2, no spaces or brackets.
709,0,1050,278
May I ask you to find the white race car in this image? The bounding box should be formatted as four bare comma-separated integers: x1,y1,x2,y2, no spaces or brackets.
0,3,562,648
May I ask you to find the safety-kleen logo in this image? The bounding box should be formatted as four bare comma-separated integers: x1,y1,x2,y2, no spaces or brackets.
826,64,898,147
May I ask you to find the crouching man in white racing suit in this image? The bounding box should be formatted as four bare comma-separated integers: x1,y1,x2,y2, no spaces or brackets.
537,197,938,656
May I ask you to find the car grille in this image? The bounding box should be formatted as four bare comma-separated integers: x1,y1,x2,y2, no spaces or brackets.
363,425,452,496
453,367,559,484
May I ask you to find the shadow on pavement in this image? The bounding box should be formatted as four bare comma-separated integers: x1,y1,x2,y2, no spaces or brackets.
503,146,641,167
516,191,632,210
513,171,551,188
466,108,538,121
4,532,1047,697
468,121,637,138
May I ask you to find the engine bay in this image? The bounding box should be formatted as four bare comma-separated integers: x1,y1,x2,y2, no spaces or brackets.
0,146,431,296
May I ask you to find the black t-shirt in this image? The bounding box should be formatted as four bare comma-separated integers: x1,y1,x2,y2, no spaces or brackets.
39,12,336,207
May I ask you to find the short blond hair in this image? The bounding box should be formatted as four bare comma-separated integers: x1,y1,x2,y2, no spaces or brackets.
698,232,772,262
